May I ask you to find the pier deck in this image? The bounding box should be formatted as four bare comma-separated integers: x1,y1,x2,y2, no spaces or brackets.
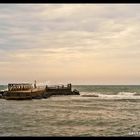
1,83,79,100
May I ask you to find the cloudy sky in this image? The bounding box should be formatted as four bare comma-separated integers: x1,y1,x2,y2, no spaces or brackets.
0,4,140,85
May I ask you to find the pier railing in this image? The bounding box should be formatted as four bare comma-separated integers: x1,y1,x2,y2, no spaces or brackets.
46,84,72,90
8,83,33,91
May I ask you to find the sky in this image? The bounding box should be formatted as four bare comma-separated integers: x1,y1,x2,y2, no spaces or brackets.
0,4,140,85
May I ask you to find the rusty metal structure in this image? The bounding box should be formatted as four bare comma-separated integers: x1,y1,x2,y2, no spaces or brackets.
1,83,79,100
8,83,33,91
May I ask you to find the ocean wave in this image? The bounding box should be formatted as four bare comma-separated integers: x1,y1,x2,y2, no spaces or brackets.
80,92,140,100
117,92,136,96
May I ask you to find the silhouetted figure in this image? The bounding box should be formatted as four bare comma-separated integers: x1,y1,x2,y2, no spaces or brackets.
34,80,37,88
67,83,72,90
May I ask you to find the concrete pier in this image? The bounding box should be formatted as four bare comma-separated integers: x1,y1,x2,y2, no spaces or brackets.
1,83,80,100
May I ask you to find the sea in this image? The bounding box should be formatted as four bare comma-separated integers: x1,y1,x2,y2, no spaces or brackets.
0,85,140,136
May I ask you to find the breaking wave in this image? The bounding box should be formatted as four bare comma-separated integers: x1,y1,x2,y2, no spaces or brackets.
81,92,140,100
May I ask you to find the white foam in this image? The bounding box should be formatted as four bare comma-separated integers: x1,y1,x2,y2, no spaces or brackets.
80,92,99,96
3,88,8,91
81,92,140,100
118,92,136,96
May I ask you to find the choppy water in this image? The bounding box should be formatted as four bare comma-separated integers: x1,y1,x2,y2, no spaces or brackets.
1,85,140,136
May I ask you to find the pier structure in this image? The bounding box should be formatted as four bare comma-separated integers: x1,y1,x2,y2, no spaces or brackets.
8,83,33,91
44,83,79,98
4,83,45,100
1,82,79,100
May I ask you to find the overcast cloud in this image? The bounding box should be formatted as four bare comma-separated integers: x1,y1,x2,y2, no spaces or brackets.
0,4,140,85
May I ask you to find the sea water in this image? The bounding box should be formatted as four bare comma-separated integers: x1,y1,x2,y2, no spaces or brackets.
0,85,140,136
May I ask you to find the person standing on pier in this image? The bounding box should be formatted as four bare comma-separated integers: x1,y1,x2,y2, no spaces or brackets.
34,80,37,88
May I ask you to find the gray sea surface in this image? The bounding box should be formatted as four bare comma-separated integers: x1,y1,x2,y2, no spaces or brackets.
0,85,140,136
